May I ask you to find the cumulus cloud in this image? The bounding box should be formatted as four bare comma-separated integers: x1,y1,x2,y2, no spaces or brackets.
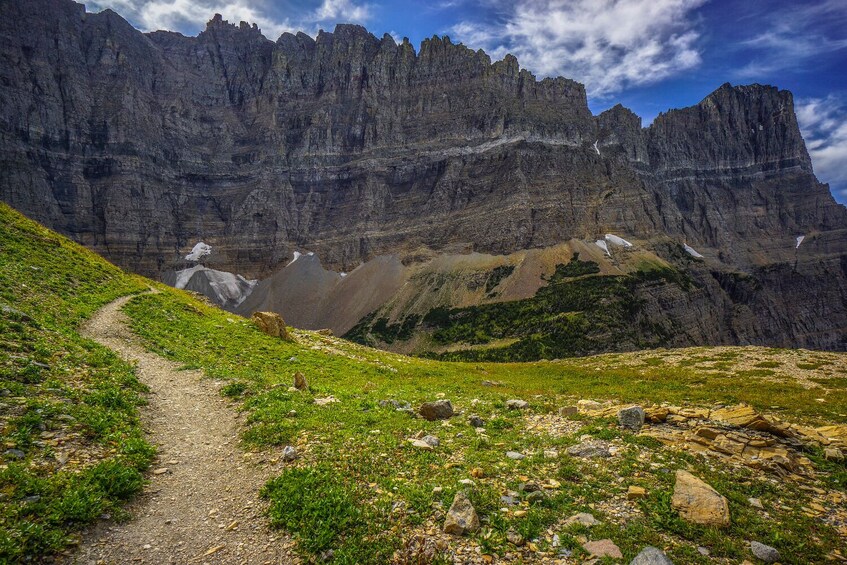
449,0,707,97
87,0,372,40
797,96,847,202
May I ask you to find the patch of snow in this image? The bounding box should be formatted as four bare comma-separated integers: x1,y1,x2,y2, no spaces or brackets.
604,234,633,248
185,242,212,262
594,239,610,255
795,235,805,249
593,140,600,156
290,251,302,264
340,272,347,277
307,252,315,256
683,243,704,258
173,265,206,289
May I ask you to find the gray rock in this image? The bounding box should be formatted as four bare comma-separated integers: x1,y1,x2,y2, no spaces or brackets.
4,449,25,460
525,490,545,504
506,530,524,546
750,541,780,563
281,446,298,462
558,406,578,417
419,400,453,421
630,546,674,565
443,492,480,535
379,399,411,411
518,482,542,492
422,435,439,447
566,440,612,458
505,451,525,460
618,405,646,431
506,399,529,410
500,495,518,506
468,415,485,428
564,512,600,527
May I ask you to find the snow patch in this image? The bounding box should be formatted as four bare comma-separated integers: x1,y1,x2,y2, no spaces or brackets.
604,234,633,248
683,243,704,258
289,251,315,265
185,242,212,262
174,265,205,289
593,140,600,156
340,272,347,278
795,235,805,249
170,265,256,308
595,239,610,255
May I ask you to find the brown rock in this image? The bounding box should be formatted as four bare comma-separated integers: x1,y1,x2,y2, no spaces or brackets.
711,405,771,431
419,400,453,421
671,470,730,527
293,371,308,390
627,485,647,500
443,492,480,535
251,312,291,341
582,539,622,559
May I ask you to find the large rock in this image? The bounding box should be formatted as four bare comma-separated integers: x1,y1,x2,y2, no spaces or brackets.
671,471,730,527
251,312,291,341
630,546,674,565
582,539,622,559
443,492,480,535
618,406,646,431
419,400,453,421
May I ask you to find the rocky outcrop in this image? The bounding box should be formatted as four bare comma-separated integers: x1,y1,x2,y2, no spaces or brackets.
1,0,845,352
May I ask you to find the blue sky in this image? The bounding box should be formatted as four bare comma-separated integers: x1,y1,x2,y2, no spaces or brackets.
88,0,847,203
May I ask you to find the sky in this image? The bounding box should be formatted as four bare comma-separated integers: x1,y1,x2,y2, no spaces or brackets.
86,0,847,203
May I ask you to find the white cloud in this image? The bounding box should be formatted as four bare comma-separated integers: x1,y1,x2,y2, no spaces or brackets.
449,0,707,97
87,0,372,41
734,1,847,79
797,96,847,202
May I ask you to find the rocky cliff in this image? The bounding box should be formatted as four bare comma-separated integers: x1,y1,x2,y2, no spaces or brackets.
1,0,845,352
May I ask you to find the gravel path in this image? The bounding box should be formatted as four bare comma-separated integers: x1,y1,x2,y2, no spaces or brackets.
72,295,296,564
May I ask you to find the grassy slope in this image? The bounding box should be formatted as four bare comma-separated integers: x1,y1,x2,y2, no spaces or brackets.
2,202,845,563
0,203,153,560
124,291,847,564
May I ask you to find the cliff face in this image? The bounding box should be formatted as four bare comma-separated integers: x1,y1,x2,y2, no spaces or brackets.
1,0,845,351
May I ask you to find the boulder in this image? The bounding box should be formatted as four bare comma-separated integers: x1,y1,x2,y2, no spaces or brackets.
671,470,730,527
468,414,485,427
251,311,291,340
618,406,646,431
443,492,480,535
419,400,453,420
630,546,674,565
750,541,780,563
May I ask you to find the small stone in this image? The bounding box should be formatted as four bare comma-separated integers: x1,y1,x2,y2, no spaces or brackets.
618,406,646,431
3,449,25,460
505,451,525,460
671,470,730,527
506,530,524,546
630,546,674,565
582,539,622,559
558,406,578,417
500,495,517,505
748,497,763,509
293,371,307,390
526,491,545,504
824,447,844,461
422,435,440,447
409,439,432,449
627,485,647,500
287,410,297,417
506,399,529,410
543,449,559,459
566,440,611,458
565,512,599,527
468,415,485,427
432,486,443,494
470,467,484,478
519,482,542,492
697,547,710,556
750,541,780,563
443,492,480,535
281,446,298,461
152,468,169,475
314,396,339,405
419,400,453,421
459,478,475,486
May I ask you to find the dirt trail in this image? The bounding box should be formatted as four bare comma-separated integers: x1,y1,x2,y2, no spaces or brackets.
72,295,295,564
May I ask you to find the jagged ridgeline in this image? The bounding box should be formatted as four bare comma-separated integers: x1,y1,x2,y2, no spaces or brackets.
1,0,846,356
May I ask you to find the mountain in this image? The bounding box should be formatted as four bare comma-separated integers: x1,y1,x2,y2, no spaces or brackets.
1,0,845,354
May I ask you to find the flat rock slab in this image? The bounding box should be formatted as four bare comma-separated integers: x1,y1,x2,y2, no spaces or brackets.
582,539,622,559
